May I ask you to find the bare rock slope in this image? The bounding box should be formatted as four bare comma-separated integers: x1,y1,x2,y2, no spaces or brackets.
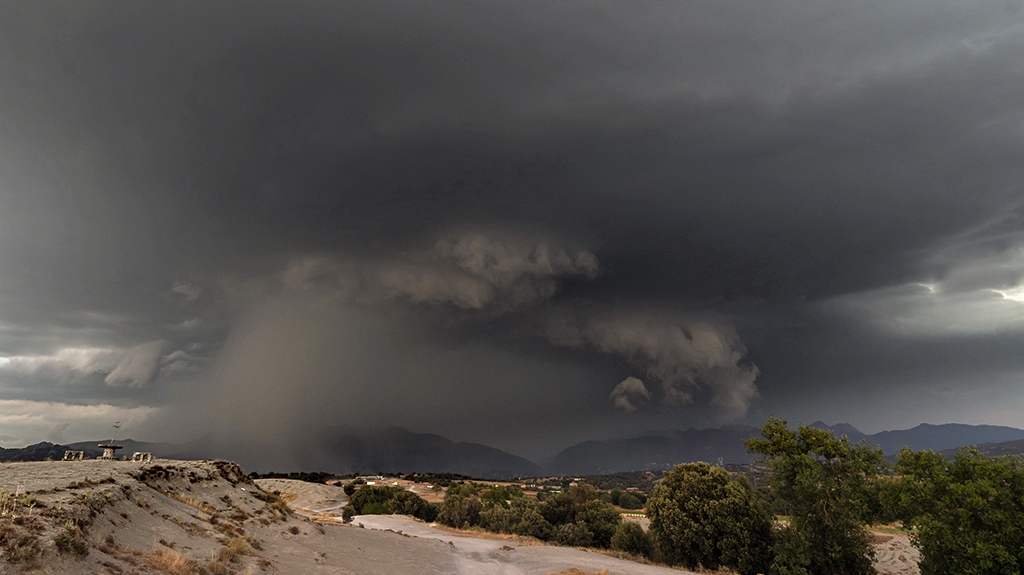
0,459,457,575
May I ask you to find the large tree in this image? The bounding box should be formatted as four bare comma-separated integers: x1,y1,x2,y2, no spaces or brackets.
647,462,773,575
887,447,1024,575
745,417,885,575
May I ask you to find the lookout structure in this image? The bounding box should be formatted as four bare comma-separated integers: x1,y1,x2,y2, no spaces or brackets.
98,443,123,459
99,421,123,460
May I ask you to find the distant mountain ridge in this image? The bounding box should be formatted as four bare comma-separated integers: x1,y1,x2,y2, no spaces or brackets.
0,439,177,462
7,421,1024,478
549,421,1024,475
0,441,71,462
549,426,761,475
939,438,1024,459
1,428,542,480
299,426,544,479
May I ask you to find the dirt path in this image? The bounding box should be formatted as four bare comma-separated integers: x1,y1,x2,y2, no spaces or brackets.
354,515,696,575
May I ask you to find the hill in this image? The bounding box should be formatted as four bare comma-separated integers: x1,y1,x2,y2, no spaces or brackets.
549,425,762,475
3,428,543,480
299,426,545,479
0,441,73,462
939,438,1024,459
550,422,1024,475
0,458,692,574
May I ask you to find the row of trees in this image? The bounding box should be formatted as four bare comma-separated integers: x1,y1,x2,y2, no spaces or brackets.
645,417,1024,575
342,485,437,523
339,417,1024,574
436,482,629,549
344,479,654,556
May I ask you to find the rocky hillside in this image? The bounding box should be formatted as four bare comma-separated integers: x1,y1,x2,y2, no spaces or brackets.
0,458,457,575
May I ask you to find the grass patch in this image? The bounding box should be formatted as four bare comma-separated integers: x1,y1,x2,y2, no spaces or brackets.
159,489,218,515
139,549,202,575
55,520,89,556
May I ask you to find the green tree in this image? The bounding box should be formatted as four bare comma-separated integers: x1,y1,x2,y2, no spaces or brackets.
611,522,652,558
609,489,623,506
886,447,1024,575
647,462,773,575
538,485,621,548
480,504,515,533
437,488,481,529
575,498,622,548
481,486,511,508
514,506,555,540
345,485,435,521
540,492,575,525
745,417,885,575
556,521,594,547
619,493,642,510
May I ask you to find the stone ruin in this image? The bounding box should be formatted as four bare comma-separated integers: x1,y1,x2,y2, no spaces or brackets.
62,450,85,461
98,443,123,460
131,452,153,463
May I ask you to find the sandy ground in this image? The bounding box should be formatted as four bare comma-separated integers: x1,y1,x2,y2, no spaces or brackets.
354,515,696,575
872,532,920,575
254,478,349,519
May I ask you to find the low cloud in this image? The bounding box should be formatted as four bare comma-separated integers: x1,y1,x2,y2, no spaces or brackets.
0,341,170,388
822,225,1024,337
0,347,122,384
171,280,203,302
545,312,760,418
105,341,168,388
0,399,158,446
283,233,599,312
610,376,650,412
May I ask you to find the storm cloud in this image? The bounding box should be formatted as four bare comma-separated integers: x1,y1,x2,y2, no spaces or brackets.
544,312,760,418
0,1,1023,459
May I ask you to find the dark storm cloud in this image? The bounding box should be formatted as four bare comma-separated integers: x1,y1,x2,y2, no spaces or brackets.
0,1,1023,452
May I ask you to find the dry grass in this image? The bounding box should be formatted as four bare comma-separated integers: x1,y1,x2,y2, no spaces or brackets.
225,535,257,556
428,522,535,542
139,549,202,575
549,569,609,575
160,489,218,515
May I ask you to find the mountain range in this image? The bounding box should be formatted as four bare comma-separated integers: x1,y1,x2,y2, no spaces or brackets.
3,422,1024,478
548,421,1024,475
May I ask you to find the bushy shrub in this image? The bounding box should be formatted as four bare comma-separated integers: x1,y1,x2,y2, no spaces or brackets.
610,522,652,558
618,493,642,510
887,447,1024,575
437,490,482,529
513,507,554,540
538,486,621,548
346,486,435,521
556,521,594,547
647,462,773,575
55,521,89,556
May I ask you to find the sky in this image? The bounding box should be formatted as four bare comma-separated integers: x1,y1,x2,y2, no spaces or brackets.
1,1,1024,461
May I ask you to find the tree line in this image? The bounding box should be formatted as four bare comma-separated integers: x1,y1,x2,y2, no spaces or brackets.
649,416,1024,575
340,416,1024,575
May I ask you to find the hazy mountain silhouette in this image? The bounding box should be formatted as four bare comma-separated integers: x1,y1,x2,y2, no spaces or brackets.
47,427,542,479
550,422,1024,475
938,438,1024,459
0,441,71,461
